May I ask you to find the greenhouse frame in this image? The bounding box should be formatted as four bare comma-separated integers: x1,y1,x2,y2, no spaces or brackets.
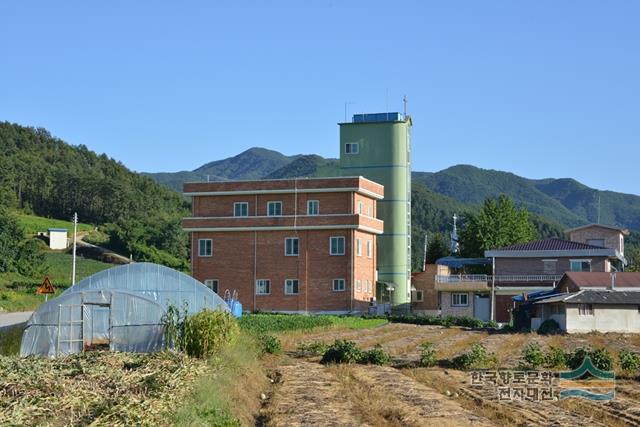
21,263,229,358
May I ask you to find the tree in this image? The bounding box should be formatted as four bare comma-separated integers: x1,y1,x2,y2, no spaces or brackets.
626,245,640,272
459,194,536,258
0,209,25,273
425,233,450,264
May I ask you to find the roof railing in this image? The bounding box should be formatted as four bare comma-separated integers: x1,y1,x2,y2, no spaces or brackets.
435,274,564,284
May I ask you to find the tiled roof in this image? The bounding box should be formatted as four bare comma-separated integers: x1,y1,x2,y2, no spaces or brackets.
562,272,640,288
537,290,640,305
496,238,604,251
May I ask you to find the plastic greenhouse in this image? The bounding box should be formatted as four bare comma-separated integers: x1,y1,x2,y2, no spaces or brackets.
21,263,229,358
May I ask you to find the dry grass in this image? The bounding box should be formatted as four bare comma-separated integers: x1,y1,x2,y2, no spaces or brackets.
0,351,208,426
557,398,630,427
436,330,488,360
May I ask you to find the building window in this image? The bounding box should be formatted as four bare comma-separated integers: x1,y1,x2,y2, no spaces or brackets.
367,240,372,258
284,279,299,295
358,201,363,214
451,293,469,307
332,278,346,292
256,279,271,295
356,238,362,256
198,239,212,257
356,280,362,292
550,304,564,315
578,303,594,316
330,236,345,255
285,237,299,256
587,239,605,248
570,259,592,272
204,279,219,293
366,280,372,293
234,202,248,217
542,260,557,274
414,290,424,302
307,200,319,215
267,201,282,216
345,142,359,154
367,205,372,217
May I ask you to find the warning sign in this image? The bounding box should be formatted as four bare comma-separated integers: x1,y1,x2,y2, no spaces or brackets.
36,277,55,294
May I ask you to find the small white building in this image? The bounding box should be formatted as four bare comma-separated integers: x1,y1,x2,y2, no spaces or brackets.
48,228,68,250
530,272,640,333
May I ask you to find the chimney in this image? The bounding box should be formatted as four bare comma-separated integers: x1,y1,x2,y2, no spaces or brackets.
610,272,616,290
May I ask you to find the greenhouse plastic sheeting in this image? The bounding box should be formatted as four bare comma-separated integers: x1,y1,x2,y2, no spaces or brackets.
61,262,229,314
20,289,166,358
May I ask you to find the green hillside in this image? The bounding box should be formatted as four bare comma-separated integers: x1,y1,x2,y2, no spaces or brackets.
0,122,190,270
265,155,339,179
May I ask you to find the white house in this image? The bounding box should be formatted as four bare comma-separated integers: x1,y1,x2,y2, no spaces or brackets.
530,272,640,333
48,228,68,250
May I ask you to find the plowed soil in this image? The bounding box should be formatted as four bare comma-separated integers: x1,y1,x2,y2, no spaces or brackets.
259,323,640,427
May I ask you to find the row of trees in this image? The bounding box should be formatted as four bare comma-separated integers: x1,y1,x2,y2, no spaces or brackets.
0,122,190,270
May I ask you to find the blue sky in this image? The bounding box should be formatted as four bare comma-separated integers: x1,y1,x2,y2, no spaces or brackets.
1,1,638,195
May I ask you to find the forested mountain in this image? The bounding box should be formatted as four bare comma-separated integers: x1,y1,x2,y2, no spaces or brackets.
144,148,304,191
265,155,339,179
0,122,189,270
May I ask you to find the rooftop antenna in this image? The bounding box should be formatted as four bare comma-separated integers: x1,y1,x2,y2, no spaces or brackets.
344,102,355,122
403,95,408,117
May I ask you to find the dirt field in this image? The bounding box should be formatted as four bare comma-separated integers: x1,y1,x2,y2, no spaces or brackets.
259,323,640,426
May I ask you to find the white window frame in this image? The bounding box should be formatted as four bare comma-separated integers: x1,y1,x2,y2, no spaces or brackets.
332,278,346,292
367,204,372,217
345,142,359,154
330,236,345,255
451,293,469,307
570,259,592,272
542,259,557,275
256,279,271,295
414,290,424,302
284,279,299,295
285,237,299,256
307,200,319,216
356,238,362,256
358,201,363,214
233,202,249,217
356,279,362,292
366,280,371,293
366,240,372,258
198,239,212,257
204,279,219,293
267,201,282,216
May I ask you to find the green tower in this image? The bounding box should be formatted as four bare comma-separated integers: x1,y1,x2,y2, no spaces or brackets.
339,112,412,310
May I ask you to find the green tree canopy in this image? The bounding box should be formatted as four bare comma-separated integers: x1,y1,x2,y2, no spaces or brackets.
459,194,536,258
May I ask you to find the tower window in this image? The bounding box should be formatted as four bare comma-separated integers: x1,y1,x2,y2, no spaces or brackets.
345,143,359,154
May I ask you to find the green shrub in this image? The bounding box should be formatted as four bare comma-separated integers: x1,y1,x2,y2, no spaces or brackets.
321,340,363,364
296,341,328,357
619,349,640,373
452,343,490,370
537,319,561,335
567,347,613,371
258,334,282,354
419,342,437,367
483,320,499,329
545,347,567,368
183,310,239,358
360,344,391,365
522,342,545,368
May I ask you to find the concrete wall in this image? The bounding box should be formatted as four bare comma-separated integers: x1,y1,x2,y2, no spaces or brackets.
568,226,624,255
49,231,68,250
440,291,474,317
565,304,640,333
495,256,609,275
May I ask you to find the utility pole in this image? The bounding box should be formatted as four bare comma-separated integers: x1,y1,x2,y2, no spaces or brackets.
72,212,78,286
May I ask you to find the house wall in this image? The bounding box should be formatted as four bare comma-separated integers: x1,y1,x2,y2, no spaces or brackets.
49,232,68,250
568,227,624,254
495,257,609,275
565,304,640,333
440,291,474,317
411,265,439,313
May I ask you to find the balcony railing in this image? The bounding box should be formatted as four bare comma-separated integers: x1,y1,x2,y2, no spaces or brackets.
435,274,563,284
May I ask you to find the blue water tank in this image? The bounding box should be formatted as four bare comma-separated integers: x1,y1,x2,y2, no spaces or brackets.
231,300,243,318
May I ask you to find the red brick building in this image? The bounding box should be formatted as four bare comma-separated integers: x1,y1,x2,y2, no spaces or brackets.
182,177,384,313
